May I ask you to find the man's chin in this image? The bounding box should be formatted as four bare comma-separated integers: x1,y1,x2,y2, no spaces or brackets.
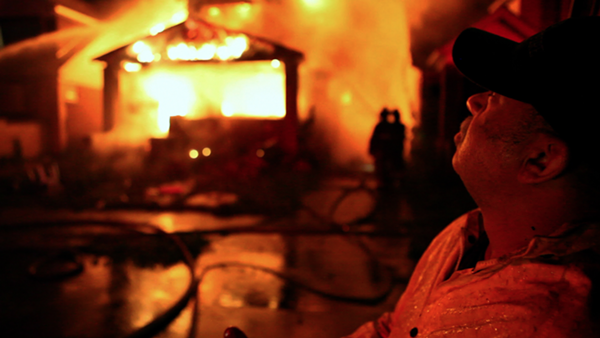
451,153,460,172
451,156,469,184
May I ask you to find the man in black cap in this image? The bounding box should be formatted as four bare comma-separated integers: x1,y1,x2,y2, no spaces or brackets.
344,16,600,337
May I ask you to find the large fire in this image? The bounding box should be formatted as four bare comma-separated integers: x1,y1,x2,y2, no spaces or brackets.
61,0,419,165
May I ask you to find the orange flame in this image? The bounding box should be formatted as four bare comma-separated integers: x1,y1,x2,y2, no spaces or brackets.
131,41,156,63
128,26,250,63
220,63,285,118
143,72,196,134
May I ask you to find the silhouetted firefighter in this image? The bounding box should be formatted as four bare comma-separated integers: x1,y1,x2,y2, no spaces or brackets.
369,107,405,191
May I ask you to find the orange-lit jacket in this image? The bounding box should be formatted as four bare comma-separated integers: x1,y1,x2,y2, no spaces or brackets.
345,210,600,338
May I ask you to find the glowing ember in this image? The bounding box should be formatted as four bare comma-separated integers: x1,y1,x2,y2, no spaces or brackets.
197,43,217,60
216,46,231,60
132,41,149,54
227,36,249,57
167,35,248,62
138,53,154,63
256,149,265,158
189,149,199,159
167,43,193,61
165,42,218,61
123,61,142,72
132,41,155,63
271,59,281,68
202,147,211,157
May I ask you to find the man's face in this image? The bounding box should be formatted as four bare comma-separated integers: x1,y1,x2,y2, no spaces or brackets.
452,91,541,205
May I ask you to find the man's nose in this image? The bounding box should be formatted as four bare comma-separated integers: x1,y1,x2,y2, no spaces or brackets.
466,91,489,115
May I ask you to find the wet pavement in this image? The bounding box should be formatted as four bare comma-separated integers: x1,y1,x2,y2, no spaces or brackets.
0,173,473,338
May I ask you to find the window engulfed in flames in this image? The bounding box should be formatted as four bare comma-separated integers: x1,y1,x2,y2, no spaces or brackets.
120,61,286,138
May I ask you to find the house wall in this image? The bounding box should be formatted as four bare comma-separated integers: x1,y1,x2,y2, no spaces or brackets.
0,74,60,155
0,119,42,159
35,76,63,153
63,84,104,139
0,82,28,119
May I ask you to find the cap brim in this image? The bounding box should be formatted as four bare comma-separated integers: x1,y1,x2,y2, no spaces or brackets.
452,28,531,103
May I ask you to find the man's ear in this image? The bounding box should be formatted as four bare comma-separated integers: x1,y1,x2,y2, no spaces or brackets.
518,135,569,184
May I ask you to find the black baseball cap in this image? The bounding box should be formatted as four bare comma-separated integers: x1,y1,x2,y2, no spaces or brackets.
452,16,600,145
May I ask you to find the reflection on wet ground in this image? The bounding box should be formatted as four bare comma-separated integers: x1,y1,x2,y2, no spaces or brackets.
0,222,196,338
0,175,472,338
1,223,410,338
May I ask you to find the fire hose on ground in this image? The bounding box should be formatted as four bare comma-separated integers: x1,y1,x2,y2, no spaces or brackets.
1,182,406,338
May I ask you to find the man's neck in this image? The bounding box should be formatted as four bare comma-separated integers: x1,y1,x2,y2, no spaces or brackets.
480,200,574,260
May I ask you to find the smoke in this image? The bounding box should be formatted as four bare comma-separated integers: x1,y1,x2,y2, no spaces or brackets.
197,0,420,167
60,0,189,88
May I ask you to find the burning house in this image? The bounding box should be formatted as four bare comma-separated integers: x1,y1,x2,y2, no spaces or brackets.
94,18,304,179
